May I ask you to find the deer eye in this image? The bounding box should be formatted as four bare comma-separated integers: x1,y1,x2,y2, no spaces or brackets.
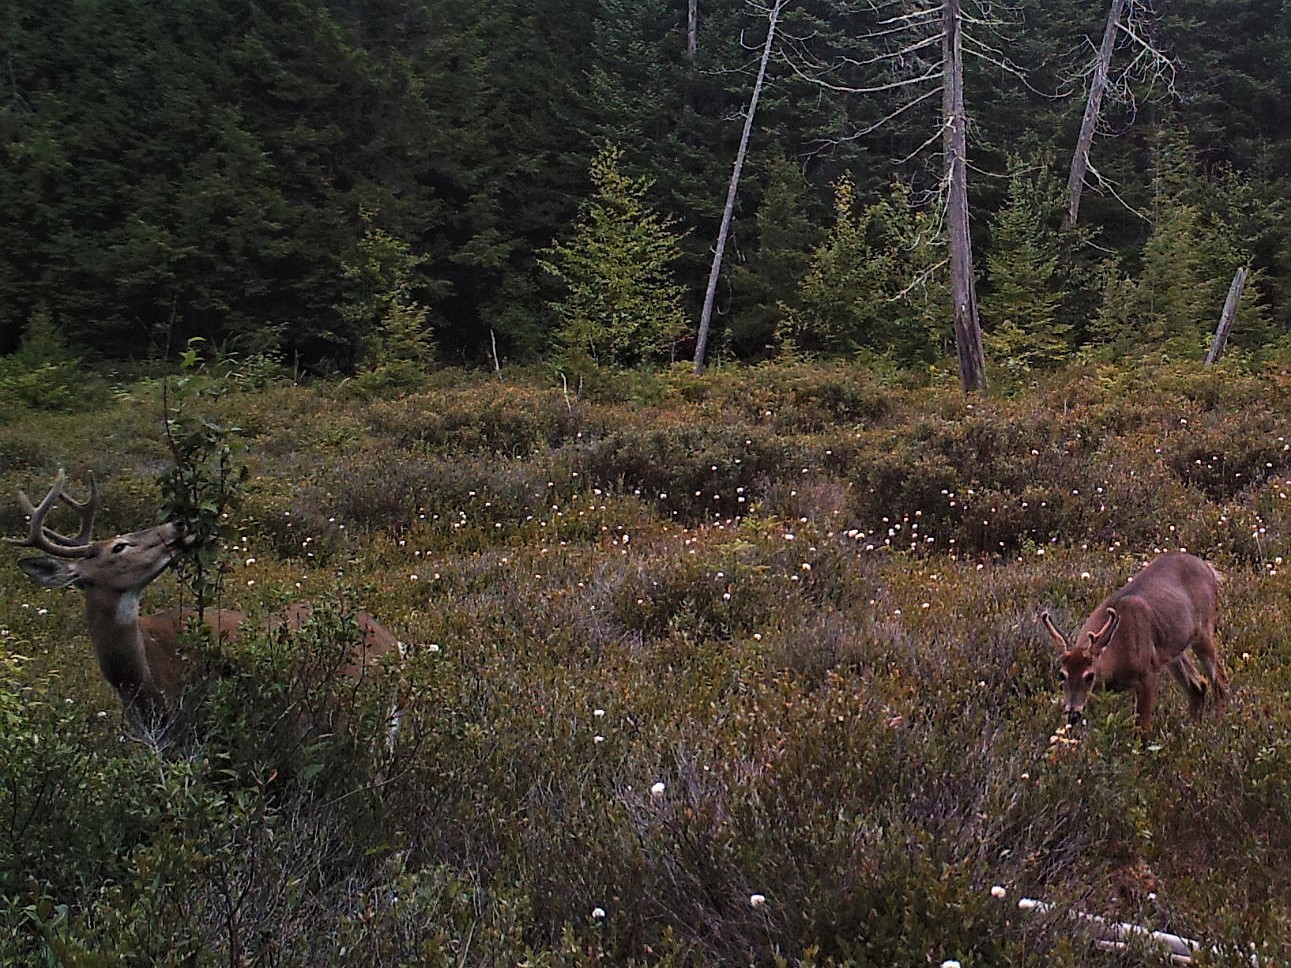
1057,670,1067,683
112,541,130,554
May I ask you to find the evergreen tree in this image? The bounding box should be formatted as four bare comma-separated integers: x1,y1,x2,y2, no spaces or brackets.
727,151,822,358
779,178,947,364
983,158,1071,374
337,211,439,371
541,145,687,370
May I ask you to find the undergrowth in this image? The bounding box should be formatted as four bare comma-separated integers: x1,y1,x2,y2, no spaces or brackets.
1,358,1289,965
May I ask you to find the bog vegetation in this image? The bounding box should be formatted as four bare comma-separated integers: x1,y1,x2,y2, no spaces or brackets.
2,354,1290,965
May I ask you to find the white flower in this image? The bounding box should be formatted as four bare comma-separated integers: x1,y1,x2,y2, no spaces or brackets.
991,885,1007,899
593,708,606,718
593,735,605,744
591,907,606,920
941,961,961,968
749,894,767,908
650,782,666,798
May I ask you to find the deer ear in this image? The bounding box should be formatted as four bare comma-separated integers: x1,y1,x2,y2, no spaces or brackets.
1041,612,1069,651
18,557,80,589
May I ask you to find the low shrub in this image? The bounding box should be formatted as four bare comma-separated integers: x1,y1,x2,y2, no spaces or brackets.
4,359,1291,965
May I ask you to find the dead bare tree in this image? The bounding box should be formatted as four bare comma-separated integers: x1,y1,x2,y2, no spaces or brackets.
688,0,699,62
942,0,985,392
1065,0,1178,226
783,0,1014,393
694,0,790,375
1205,266,1248,366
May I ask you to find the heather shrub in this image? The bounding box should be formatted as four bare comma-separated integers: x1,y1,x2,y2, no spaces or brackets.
584,423,793,523
6,359,1291,965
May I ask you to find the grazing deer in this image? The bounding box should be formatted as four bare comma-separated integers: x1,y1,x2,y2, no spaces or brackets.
1042,552,1229,731
6,470,402,735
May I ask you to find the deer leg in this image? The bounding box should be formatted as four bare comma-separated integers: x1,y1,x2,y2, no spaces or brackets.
1133,677,1158,732
1191,632,1229,717
1167,653,1208,719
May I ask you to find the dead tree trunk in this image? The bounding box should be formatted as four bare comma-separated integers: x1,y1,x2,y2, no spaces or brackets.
694,0,786,375
1066,0,1128,226
1205,265,1248,365
943,0,987,394
688,0,699,62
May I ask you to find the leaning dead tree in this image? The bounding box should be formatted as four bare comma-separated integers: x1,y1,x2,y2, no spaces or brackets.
694,0,790,375
1065,0,1177,226
1205,265,1249,366
784,0,1014,393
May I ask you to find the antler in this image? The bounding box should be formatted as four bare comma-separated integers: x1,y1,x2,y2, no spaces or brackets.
1041,612,1069,651
6,470,99,557
1087,607,1119,655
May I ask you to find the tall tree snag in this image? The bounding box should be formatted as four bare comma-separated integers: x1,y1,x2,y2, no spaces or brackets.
781,0,1011,392
694,0,788,375
943,0,986,393
1066,0,1127,227
688,0,699,62
1064,0,1176,226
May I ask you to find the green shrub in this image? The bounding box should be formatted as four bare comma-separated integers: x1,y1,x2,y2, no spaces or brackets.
7,359,1291,965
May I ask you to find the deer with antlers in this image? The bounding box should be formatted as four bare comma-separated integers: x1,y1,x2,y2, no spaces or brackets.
6,470,402,734
1042,552,1229,732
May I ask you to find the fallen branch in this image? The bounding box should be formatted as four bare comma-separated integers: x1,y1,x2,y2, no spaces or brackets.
1016,897,1266,966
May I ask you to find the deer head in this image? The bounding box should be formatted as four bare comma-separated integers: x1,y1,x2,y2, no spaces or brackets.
1044,608,1118,726
7,470,195,723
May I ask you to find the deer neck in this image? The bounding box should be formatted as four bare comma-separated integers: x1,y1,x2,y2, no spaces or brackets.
83,590,156,700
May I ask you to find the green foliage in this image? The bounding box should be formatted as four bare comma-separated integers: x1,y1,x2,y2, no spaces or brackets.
542,144,688,372
983,158,1071,376
337,210,440,384
4,0,1291,370
727,151,824,358
779,179,948,365
8,361,1291,964
1090,136,1273,360
159,339,249,612
0,306,89,416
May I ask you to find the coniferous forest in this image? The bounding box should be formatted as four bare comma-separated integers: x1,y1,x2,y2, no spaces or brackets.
4,0,1291,375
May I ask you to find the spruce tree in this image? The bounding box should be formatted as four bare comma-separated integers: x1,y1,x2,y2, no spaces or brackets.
541,145,687,370
983,159,1070,374
727,151,822,358
779,179,946,364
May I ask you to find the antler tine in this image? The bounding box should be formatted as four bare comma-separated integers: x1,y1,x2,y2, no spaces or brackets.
14,473,99,548
57,471,99,545
4,469,94,557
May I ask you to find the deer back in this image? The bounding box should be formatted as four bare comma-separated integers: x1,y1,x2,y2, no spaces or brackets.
267,603,401,679
1092,552,1218,671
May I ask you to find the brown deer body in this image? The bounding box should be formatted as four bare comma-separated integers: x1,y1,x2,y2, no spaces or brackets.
7,471,401,732
1043,552,1229,731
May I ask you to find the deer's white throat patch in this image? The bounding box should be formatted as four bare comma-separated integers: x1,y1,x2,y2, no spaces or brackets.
114,590,142,626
